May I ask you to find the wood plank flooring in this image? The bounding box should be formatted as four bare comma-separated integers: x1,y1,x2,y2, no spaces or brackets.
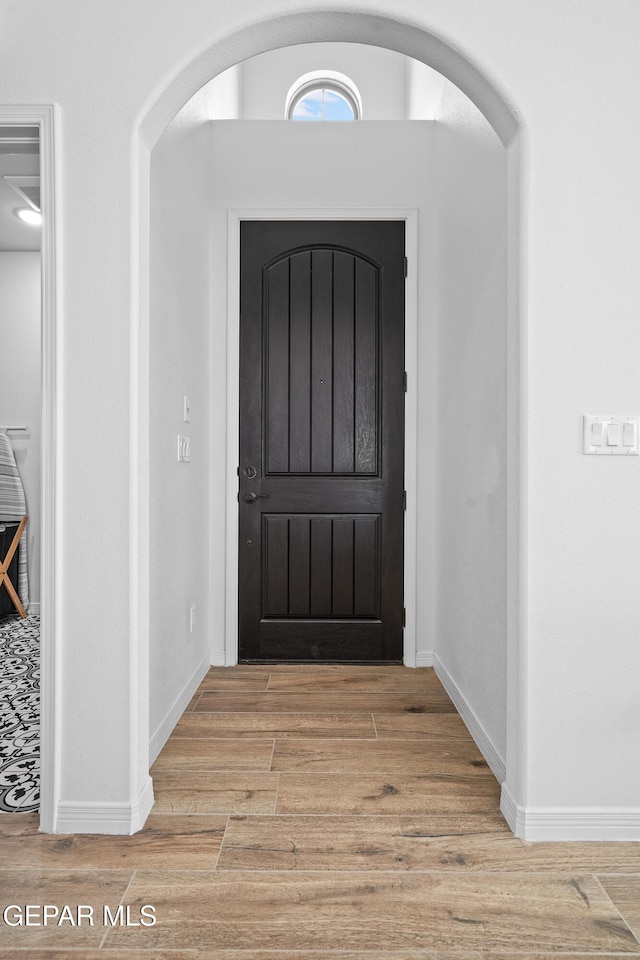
1,664,639,957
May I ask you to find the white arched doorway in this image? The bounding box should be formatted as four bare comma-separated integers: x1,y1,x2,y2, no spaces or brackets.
131,10,524,836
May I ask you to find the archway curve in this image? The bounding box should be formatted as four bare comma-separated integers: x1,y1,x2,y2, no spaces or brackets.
132,6,526,835
138,10,520,148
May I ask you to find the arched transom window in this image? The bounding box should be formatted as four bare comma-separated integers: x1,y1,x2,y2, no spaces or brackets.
286,71,362,121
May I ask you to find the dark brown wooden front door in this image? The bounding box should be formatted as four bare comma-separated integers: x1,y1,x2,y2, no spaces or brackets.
238,220,405,662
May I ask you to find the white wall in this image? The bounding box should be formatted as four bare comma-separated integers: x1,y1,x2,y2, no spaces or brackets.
433,85,508,767
0,252,41,607
191,63,242,120
148,112,212,751
521,19,640,830
239,43,409,119
407,58,447,120
209,119,437,665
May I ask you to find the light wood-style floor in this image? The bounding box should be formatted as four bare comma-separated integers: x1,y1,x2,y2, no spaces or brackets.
1,665,639,957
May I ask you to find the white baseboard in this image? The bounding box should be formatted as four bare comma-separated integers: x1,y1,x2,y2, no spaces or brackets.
149,656,210,765
433,654,506,784
415,650,434,667
27,602,40,615
55,776,154,835
499,782,520,834
211,651,227,665
501,784,640,840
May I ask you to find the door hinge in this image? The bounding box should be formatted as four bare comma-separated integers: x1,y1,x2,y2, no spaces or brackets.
403,256,408,278
403,371,408,393
402,607,406,628
403,490,407,510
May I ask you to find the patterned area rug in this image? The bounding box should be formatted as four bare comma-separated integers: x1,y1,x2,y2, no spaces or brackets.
0,614,39,813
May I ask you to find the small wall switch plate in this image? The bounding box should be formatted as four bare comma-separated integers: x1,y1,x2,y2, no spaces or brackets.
583,416,639,455
190,604,196,632
183,395,191,423
177,435,191,462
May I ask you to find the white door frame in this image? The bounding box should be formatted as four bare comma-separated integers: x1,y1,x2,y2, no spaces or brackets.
224,207,419,666
0,105,60,831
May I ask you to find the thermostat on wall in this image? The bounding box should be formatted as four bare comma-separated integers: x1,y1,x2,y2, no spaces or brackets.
583,416,639,455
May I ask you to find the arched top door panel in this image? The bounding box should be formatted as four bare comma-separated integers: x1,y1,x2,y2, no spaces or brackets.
263,246,379,475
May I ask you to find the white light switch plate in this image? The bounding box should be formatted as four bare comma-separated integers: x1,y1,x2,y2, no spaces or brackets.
583,416,639,455
177,435,191,462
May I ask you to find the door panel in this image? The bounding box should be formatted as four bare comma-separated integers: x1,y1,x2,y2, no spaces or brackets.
262,514,380,618
264,250,379,476
239,220,405,662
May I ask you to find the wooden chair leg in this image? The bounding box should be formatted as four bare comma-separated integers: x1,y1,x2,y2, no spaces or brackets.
0,569,27,618
0,516,28,618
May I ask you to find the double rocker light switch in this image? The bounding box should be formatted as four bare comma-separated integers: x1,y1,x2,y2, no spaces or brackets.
177,435,191,462
583,416,639,455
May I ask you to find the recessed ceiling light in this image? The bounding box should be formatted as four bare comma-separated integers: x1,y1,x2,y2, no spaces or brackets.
16,207,41,226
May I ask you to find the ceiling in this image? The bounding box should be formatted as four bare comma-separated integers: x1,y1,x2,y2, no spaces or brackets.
0,126,41,252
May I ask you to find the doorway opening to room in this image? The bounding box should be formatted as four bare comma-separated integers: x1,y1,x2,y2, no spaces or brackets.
147,32,515,792
0,108,57,831
0,122,42,814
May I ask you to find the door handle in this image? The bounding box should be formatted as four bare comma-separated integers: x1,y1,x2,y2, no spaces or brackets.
244,492,268,503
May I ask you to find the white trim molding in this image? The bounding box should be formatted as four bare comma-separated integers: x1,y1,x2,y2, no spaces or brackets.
500,784,640,841
149,656,210,765
56,777,155,836
434,653,506,784
225,208,419,667
499,783,520,835
415,651,434,667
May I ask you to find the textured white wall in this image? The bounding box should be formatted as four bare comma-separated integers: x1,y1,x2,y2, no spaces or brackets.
433,87,508,764
192,64,242,121
520,15,640,819
406,58,447,120
2,0,638,834
148,116,212,747
145,38,242,754
0,253,41,607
